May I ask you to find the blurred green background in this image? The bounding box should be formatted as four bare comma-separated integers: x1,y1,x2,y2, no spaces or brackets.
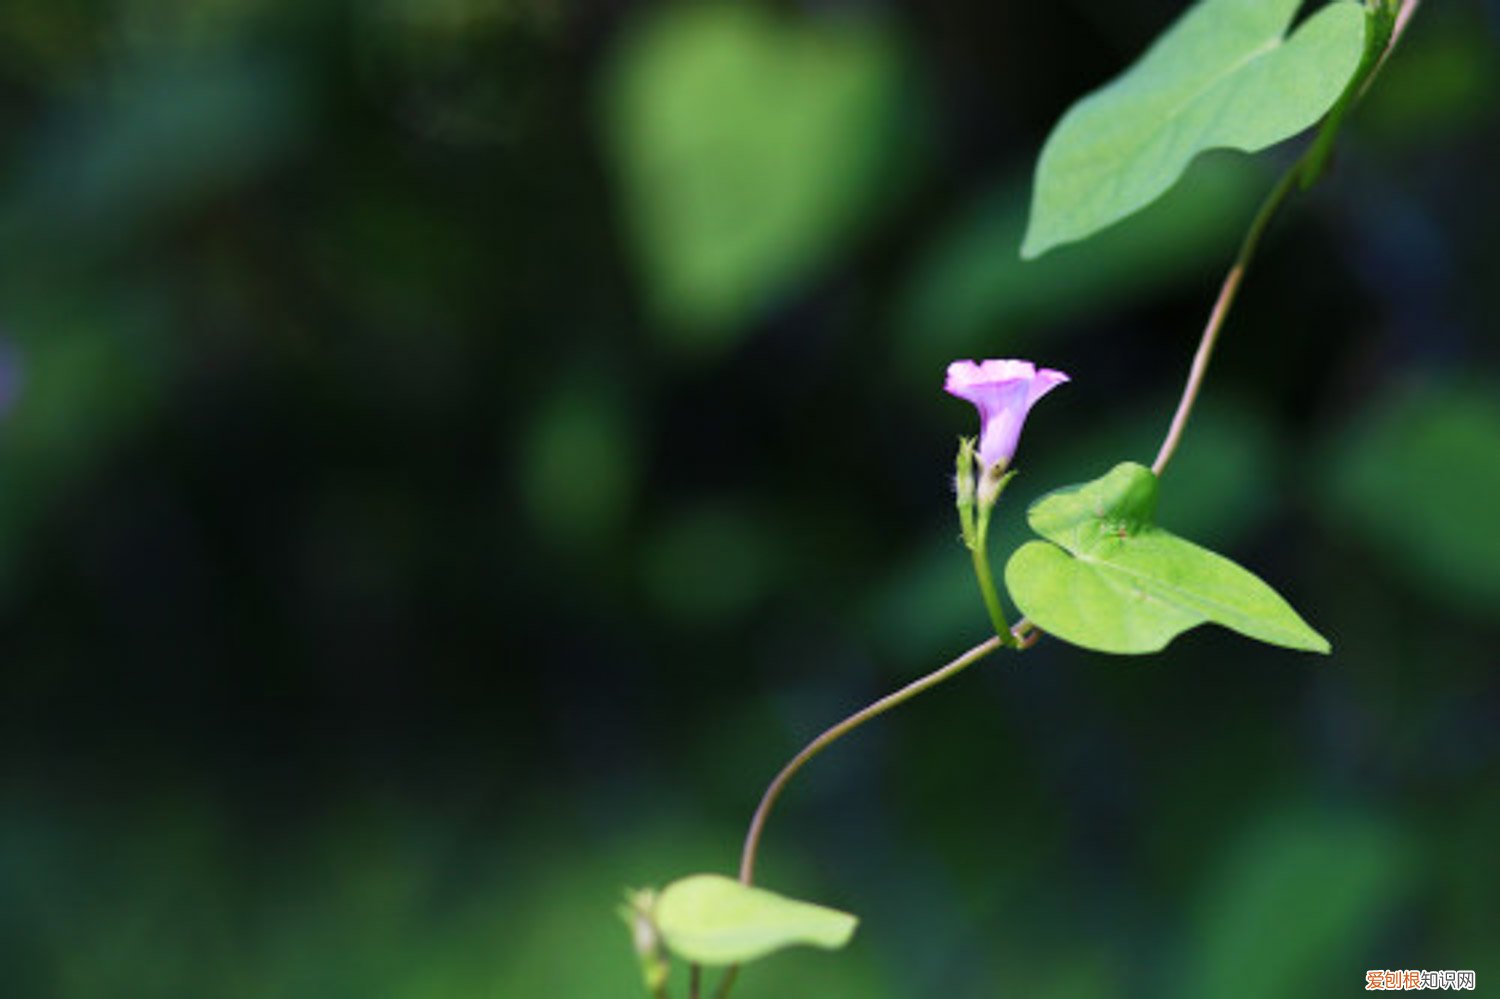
0,1,1496,997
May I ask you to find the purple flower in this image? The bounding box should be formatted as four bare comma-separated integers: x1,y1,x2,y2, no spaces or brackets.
945,359,1069,470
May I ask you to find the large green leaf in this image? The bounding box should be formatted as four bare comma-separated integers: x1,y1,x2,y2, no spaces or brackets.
1021,0,1366,259
603,6,905,344
652,874,857,966
1005,463,1328,654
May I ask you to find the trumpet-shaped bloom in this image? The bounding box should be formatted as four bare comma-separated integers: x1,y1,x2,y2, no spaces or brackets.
945,359,1069,470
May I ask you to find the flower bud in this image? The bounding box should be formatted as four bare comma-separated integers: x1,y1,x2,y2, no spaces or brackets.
954,436,977,506
954,436,978,547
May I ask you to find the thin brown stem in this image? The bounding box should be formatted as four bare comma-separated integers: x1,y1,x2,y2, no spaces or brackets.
711,634,1008,999
712,967,738,999
737,635,1003,884
1151,163,1299,476
1388,0,1422,70
688,964,701,999
1153,0,1421,476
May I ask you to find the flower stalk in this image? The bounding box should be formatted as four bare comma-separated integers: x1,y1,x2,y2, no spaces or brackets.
946,359,1067,645
966,458,1016,646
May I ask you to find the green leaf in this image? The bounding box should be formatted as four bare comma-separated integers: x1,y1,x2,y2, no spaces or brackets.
1021,0,1367,259
1005,462,1328,654
603,6,906,344
652,874,857,966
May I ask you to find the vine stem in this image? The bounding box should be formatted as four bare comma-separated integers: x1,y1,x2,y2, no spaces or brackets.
707,630,1020,999
710,69,1384,998
710,965,738,999
1151,0,1418,476
736,634,1005,884
704,7,1424,997
1151,161,1299,476
1386,0,1422,75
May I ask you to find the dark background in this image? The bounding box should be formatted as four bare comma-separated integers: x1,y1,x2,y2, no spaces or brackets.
0,1,1496,996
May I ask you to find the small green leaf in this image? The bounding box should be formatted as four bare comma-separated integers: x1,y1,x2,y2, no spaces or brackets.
1021,0,1367,259
653,874,857,966
1005,462,1328,654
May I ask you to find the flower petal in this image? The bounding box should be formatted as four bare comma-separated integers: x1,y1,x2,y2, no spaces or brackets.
943,358,1069,470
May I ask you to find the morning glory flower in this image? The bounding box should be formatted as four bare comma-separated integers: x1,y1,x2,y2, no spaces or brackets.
945,359,1069,472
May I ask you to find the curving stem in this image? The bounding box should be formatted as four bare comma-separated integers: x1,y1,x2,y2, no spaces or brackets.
709,626,1030,998
1152,0,1420,475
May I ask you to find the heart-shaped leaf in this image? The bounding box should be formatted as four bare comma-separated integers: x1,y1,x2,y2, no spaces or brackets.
1021,0,1367,259
652,874,857,966
1005,462,1329,654
603,6,904,343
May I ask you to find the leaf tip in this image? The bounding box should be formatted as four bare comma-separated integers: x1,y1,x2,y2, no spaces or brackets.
1018,220,1056,261
1279,621,1331,655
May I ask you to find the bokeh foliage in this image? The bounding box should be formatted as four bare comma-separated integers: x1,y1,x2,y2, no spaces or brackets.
0,1,1495,996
